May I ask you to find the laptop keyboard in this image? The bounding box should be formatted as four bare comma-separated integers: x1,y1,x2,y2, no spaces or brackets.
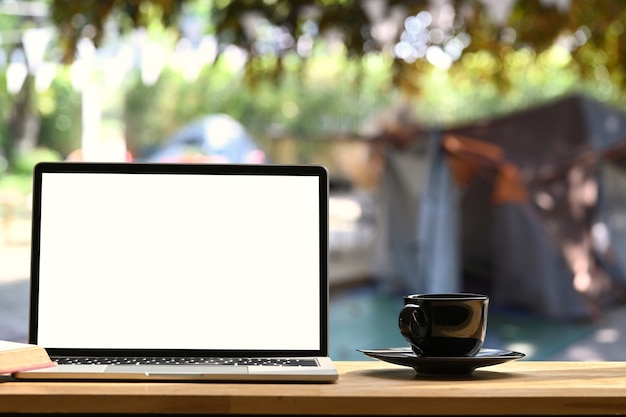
54,357,319,367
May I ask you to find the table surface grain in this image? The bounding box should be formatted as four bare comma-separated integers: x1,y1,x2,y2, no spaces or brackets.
1,361,626,415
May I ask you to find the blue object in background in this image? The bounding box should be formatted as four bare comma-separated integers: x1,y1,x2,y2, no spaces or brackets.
143,114,266,164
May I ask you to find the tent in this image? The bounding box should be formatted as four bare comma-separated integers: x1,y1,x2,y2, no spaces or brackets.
142,114,266,164
373,94,626,321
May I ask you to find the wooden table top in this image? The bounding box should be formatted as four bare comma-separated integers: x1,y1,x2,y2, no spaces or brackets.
2,361,626,415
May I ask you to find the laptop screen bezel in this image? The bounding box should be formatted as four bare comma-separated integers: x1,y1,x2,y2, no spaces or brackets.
29,161,330,358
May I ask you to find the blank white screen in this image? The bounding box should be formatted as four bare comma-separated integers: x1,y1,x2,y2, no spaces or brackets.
36,172,321,350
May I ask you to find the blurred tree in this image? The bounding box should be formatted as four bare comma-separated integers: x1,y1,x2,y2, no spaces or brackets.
46,0,626,94
0,0,49,170
3,0,626,170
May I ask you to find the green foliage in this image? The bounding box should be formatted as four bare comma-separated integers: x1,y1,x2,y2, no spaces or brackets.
412,45,625,128
37,0,626,100
124,68,183,156
6,0,626,176
0,71,9,160
123,46,395,161
36,69,82,157
12,147,63,176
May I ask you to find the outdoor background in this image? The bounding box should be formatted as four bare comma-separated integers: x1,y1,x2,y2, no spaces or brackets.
3,0,626,360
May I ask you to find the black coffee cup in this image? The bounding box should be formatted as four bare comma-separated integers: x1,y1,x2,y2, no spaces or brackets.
398,293,489,357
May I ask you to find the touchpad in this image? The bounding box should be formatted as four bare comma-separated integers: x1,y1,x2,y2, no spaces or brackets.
104,365,250,375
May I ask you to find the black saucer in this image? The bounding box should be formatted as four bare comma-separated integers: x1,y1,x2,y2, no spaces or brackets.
357,347,525,375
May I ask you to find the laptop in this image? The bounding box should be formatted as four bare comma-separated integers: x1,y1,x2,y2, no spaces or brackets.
14,161,338,382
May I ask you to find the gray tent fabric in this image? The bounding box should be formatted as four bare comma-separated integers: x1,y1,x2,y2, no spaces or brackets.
373,94,626,321
371,144,429,292
490,202,592,320
373,131,461,294
598,163,626,278
414,130,461,294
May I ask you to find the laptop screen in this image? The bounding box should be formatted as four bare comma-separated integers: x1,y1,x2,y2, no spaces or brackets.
30,162,328,355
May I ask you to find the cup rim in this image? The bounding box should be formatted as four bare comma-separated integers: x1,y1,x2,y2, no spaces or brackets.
404,292,488,301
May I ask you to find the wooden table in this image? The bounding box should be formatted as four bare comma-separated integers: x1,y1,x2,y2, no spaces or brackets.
1,361,626,415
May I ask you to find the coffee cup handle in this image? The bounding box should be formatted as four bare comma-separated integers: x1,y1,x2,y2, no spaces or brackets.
398,304,429,355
